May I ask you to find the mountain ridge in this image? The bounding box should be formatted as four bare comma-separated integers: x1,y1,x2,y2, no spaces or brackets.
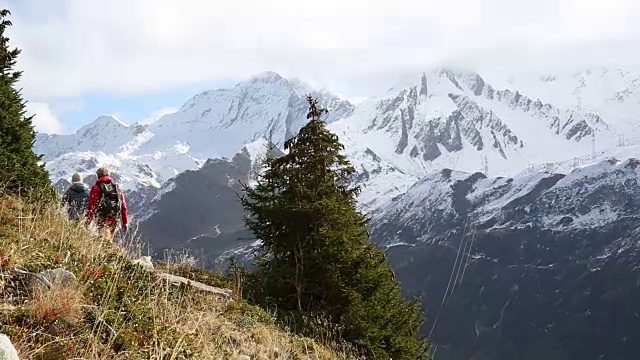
36,66,640,214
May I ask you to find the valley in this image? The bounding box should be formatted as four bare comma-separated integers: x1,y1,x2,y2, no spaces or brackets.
36,66,640,360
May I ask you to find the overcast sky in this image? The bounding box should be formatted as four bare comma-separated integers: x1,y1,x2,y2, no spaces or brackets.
2,0,640,134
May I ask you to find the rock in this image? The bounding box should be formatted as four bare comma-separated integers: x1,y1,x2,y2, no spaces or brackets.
40,268,76,286
0,333,19,360
156,272,232,299
15,267,77,295
236,355,250,360
131,256,154,271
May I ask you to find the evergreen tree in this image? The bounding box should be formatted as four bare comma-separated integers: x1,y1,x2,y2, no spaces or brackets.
0,8,52,195
240,95,431,359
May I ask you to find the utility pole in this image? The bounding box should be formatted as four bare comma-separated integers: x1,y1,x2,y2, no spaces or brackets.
577,97,582,112
481,156,489,176
572,156,580,168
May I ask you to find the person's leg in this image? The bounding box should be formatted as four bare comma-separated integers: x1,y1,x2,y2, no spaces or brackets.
96,222,111,241
107,224,117,242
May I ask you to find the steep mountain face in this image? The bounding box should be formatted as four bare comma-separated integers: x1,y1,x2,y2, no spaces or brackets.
370,158,640,360
136,71,355,159
36,67,640,214
483,66,640,139
132,146,256,270
34,72,355,195
328,68,615,186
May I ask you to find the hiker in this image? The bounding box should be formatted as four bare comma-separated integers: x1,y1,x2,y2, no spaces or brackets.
86,167,128,239
61,172,90,221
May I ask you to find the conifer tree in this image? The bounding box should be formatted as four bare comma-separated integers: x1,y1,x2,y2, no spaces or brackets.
0,8,52,195
240,95,431,359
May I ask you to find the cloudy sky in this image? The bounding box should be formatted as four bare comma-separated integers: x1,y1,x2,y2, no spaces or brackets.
3,0,640,134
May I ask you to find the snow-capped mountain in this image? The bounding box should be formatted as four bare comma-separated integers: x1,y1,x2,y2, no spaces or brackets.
34,66,640,360
484,66,640,138
135,71,354,159
36,66,640,212
328,68,617,184
34,72,355,193
36,115,153,160
369,157,640,360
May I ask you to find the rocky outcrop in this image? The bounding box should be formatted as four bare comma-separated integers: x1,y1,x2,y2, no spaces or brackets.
131,256,232,299
0,334,19,360
156,272,232,298
12,267,77,296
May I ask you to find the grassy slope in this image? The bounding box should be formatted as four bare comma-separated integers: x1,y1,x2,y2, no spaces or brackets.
0,196,358,360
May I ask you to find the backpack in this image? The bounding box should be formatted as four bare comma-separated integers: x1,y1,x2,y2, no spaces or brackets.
65,185,89,220
97,182,121,220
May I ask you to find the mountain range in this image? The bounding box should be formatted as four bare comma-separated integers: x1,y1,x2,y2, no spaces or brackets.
35,65,640,360
37,66,640,211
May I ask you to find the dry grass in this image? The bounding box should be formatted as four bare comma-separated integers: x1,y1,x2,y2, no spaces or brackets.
30,282,86,326
0,196,360,360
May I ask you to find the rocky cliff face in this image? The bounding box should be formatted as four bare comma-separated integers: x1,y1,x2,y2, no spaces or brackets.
370,158,640,360
133,149,254,270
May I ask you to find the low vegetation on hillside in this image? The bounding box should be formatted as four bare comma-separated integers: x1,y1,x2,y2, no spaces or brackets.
0,196,360,359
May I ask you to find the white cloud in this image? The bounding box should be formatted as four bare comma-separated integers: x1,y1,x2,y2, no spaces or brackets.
2,0,640,100
25,102,64,134
139,107,178,125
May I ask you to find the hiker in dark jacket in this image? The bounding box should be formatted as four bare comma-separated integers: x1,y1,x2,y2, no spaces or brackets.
86,167,128,240
61,172,90,221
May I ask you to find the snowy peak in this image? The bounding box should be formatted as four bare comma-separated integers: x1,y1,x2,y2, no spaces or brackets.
35,71,355,194
485,66,640,139
141,72,355,159
34,115,154,161
327,66,623,183
246,71,286,84
77,115,127,132
481,86,606,142
34,66,640,213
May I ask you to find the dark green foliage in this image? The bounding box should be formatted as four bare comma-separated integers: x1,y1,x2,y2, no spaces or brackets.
0,9,53,196
240,95,431,359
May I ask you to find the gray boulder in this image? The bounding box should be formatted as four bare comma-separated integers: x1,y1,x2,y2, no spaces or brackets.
14,267,77,295
0,334,19,360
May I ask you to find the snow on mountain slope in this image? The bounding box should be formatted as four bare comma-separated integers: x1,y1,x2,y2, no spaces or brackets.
328,67,619,182
34,72,354,193
136,71,354,159
373,156,640,248
35,66,640,214
35,116,153,161
482,66,640,142
44,151,163,189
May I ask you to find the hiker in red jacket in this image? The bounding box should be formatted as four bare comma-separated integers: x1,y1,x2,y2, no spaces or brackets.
86,167,128,239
